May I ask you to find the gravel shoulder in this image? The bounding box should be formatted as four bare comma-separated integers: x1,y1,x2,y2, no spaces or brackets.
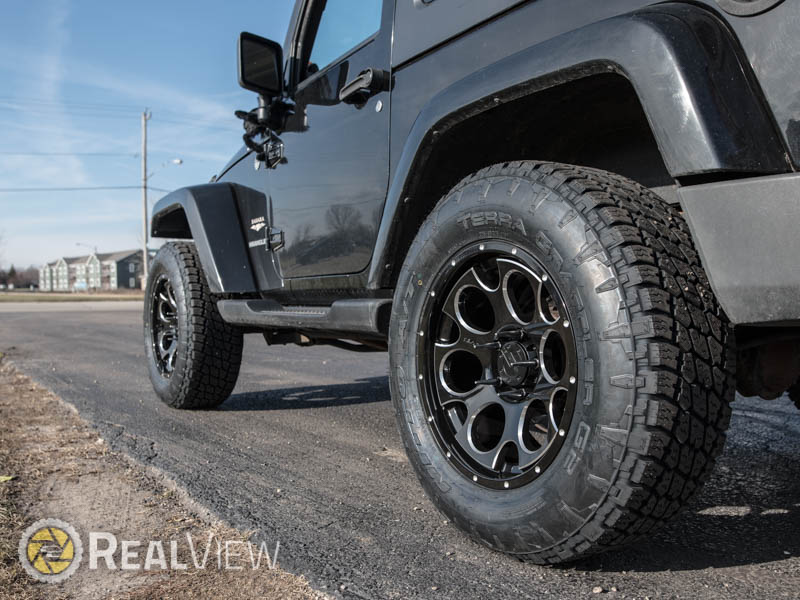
0,357,323,600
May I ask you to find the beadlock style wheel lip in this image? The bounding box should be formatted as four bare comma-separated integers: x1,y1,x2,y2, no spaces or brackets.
416,240,579,491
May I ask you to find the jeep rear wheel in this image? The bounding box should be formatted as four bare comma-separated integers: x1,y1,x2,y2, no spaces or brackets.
388,161,735,563
144,242,243,409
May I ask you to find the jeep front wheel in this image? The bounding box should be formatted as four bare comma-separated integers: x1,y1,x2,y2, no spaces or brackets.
388,161,734,563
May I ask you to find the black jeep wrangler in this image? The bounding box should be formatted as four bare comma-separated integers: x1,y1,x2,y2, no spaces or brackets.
144,0,800,563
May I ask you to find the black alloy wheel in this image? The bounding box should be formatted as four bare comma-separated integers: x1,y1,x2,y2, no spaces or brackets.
421,243,577,489
150,276,179,377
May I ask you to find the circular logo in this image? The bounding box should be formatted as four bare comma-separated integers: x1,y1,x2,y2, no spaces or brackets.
18,519,82,583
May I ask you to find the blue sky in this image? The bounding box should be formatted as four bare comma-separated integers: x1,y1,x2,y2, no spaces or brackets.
0,0,294,269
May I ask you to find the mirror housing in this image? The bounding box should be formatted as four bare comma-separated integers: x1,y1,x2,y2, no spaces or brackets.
238,32,283,98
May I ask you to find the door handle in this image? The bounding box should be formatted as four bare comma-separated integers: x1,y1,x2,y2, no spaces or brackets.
339,68,390,104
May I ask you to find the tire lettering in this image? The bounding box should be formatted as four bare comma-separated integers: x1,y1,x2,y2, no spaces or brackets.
457,212,525,234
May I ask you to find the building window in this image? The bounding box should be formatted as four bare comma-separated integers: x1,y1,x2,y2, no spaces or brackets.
129,263,135,274
129,277,135,288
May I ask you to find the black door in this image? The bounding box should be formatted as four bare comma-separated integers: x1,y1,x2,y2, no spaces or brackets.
269,0,391,280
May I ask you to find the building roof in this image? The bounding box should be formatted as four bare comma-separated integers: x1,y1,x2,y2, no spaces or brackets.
63,255,91,265
98,249,142,263
42,250,142,270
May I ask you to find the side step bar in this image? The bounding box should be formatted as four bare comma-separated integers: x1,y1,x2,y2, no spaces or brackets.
217,298,392,337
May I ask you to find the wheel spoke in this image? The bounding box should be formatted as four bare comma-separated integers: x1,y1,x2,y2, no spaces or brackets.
495,258,542,326
451,386,503,471
433,335,491,363
499,401,544,469
157,300,175,324
529,383,563,432
442,267,497,334
538,327,575,386
166,284,178,310
434,341,492,401
165,345,176,373
158,332,177,373
157,330,176,354
538,280,561,325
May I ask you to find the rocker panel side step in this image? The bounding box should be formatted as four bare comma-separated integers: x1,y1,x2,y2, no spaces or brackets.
217,298,392,336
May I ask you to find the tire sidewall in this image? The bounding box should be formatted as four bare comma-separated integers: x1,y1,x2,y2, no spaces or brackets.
143,244,190,405
389,170,637,552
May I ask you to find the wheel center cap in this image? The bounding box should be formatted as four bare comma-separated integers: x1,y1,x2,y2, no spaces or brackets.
497,341,531,388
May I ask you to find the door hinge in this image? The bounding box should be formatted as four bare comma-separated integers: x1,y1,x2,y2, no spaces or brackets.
268,227,285,251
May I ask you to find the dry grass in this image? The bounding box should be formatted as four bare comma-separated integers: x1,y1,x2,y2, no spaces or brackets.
0,374,37,600
0,490,34,600
0,358,325,600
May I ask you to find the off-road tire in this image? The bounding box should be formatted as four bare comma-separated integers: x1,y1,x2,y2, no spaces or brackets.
389,161,735,563
144,242,243,409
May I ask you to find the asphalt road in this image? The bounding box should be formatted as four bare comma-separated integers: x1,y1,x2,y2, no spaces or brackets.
1,303,799,599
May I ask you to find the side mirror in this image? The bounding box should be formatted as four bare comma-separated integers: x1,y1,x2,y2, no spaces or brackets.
238,32,283,98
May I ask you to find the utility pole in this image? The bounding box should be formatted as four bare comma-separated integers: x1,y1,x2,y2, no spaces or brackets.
141,109,151,290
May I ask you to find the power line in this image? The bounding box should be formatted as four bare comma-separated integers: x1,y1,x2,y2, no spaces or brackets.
0,151,139,157
0,107,237,132
0,97,241,122
0,96,144,112
0,185,171,193
0,101,236,127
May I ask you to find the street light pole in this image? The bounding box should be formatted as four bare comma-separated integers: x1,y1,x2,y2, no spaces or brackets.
141,109,151,290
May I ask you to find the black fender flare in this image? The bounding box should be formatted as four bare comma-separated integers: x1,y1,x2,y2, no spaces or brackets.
151,183,258,294
368,3,787,289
